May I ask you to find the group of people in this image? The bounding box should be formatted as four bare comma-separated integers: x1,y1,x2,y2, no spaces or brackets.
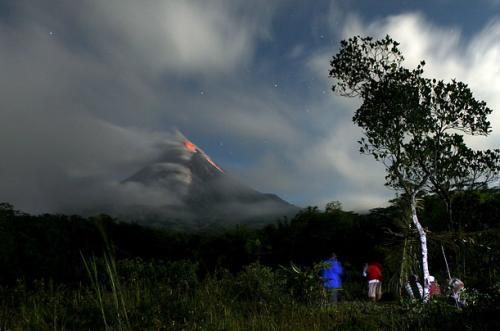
320,253,383,302
404,274,441,300
321,252,466,305
403,274,465,305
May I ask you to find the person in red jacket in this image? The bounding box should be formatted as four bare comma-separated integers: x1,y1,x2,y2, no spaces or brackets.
428,275,441,298
363,262,383,302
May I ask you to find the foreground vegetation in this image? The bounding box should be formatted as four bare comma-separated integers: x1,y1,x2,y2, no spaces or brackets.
1,189,500,329
1,259,500,330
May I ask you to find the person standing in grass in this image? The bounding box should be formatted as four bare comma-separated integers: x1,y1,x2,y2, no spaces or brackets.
404,274,423,300
449,278,466,307
321,252,343,302
428,275,441,298
363,262,383,302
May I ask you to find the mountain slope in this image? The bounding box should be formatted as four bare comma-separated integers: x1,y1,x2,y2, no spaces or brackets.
121,137,299,228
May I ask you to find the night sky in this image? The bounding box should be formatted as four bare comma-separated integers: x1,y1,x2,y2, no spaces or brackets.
1,0,499,213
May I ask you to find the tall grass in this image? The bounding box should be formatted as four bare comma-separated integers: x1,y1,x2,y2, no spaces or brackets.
82,253,108,328
0,259,499,330
81,218,130,330
82,252,130,330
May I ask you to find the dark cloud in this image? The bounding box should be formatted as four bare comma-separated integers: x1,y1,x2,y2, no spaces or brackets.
0,1,498,215
0,0,285,213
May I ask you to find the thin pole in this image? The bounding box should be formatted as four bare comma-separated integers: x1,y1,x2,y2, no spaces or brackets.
442,244,459,307
441,244,452,281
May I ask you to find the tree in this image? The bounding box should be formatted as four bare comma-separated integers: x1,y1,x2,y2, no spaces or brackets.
329,35,500,301
325,200,343,214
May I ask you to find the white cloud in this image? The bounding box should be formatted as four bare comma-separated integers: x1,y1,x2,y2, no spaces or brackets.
297,11,500,210
3,1,498,216
0,0,284,213
84,0,276,76
342,12,500,150
294,109,391,210
314,126,385,187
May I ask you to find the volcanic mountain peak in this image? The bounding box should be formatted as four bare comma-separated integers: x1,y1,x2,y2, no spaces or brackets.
121,134,299,228
182,139,224,173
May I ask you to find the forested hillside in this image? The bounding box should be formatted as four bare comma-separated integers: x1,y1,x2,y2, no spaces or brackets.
0,190,499,329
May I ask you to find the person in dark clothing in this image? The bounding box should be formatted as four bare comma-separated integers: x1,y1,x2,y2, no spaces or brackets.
404,274,423,300
321,253,343,302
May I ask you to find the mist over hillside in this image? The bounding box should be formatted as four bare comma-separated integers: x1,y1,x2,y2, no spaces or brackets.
41,131,299,229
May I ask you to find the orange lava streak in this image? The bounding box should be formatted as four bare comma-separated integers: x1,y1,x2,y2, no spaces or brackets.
183,140,197,153
204,155,224,173
183,139,224,173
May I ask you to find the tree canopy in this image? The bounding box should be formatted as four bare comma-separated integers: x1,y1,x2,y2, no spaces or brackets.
330,35,500,226
329,35,500,300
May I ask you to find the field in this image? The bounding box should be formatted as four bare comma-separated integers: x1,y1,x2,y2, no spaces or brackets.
1,258,499,330
1,193,500,330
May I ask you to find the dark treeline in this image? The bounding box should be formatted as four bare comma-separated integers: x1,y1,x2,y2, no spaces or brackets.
1,189,499,293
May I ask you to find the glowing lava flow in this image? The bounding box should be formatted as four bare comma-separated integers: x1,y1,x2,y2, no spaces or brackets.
183,140,197,153
183,140,224,173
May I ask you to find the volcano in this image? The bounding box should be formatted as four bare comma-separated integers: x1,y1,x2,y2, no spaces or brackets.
120,136,299,229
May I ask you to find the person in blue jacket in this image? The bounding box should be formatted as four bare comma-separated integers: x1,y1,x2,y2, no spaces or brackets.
321,252,344,302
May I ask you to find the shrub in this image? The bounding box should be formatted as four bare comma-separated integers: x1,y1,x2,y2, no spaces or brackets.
279,262,327,304
234,262,286,304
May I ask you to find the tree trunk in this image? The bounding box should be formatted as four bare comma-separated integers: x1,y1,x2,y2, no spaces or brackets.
444,197,454,232
410,192,430,302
